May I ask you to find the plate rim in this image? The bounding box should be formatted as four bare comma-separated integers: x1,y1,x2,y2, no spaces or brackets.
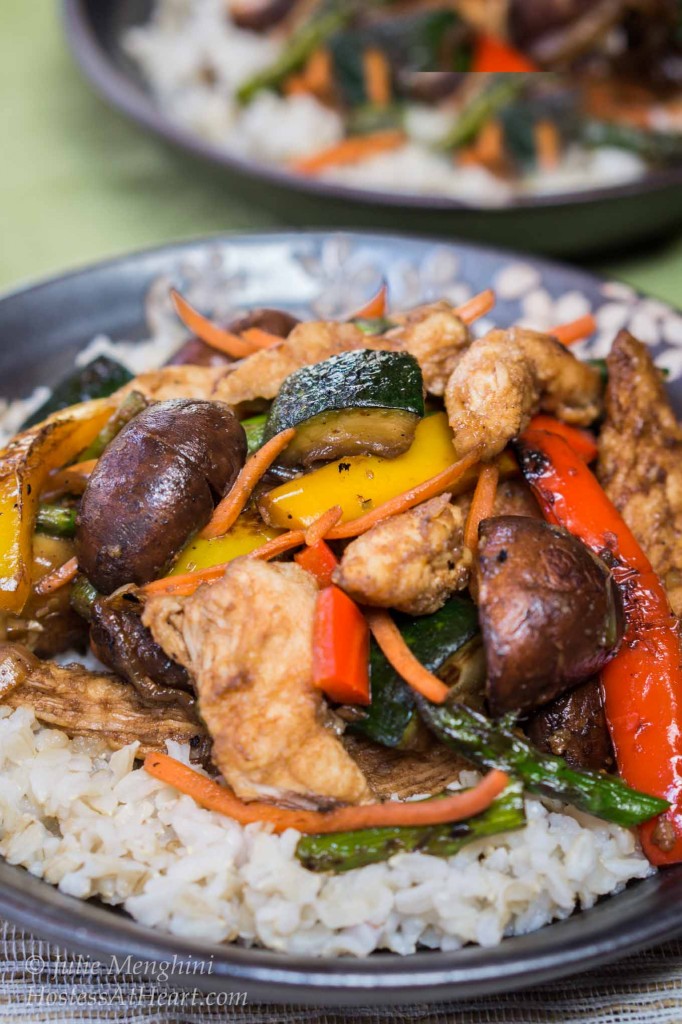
61,0,682,217
1,229,682,1004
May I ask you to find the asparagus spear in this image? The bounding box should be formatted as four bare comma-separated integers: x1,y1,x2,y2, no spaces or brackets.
237,5,352,105
418,700,669,828
79,390,148,462
438,74,531,151
35,503,78,538
296,781,525,873
70,575,99,623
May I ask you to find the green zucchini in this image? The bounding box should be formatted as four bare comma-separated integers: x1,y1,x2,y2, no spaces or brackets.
295,780,525,873
21,357,134,430
350,595,485,749
263,349,424,467
581,120,682,166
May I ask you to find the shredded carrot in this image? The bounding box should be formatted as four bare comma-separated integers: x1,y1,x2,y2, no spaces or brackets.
34,556,79,596
455,289,496,325
43,458,98,499
292,131,406,176
304,506,343,547
247,530,306,561
170,290,255,359
201,428,296,540
283,74,309,97
363,47,392,108
365,608,451,704
304,47,333,100
475,118,505,174
141,563,230,598
326,449,482,541
550,314,598,347
535,119,560,172
464,464,500,551
350,282,388,320
240,327,283,350
144,751,509,833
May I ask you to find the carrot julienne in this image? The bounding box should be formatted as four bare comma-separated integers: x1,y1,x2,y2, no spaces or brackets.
535,119,560,171
240,327,283,350
248,530,306,561
43,458,98,499
170,290,255,359
550,314,597,347
365,608,451,704
304,506,343,547
326,449,482,541
34,556,79,596
291,131,406,176
350,281,388,320
144,751,509,834
464,463,500,550
201,428,296,540
455,289,496,325
363,47,392,108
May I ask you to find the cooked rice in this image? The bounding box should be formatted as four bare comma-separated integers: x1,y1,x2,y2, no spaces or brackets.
0,707,653,957
123,0,647,206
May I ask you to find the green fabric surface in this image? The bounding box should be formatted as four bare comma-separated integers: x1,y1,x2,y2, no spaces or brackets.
1,0,680,303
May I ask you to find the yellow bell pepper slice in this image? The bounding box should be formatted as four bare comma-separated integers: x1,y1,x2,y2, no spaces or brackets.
0,398,115,613
170,510,282,575
260,412,511,531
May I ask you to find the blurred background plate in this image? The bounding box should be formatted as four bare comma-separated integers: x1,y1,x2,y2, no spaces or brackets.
1,231,682,1004
62,0,682,259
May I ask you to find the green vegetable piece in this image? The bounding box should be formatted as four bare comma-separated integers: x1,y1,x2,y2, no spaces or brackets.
582,120,682,166
439,74,531,151
263,349,425,467
70,575,99,623
21,357,134,430
295,781,525,872
237,6,351,104
353,316,397,336
241,413,268,456
79,390,148,462
35,504,78,539
352,595,485,749
419,700,669,827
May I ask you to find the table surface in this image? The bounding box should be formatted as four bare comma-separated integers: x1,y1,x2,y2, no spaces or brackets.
2,3,682,1022
1,0,682,302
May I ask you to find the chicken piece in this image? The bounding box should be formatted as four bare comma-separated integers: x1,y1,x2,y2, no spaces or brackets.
333,494,470,616
117,364,232,404
143,560,371,807
1,643,208,761
445,328,602,460
598,330,682,617
386,302,471,396
213,321,368,410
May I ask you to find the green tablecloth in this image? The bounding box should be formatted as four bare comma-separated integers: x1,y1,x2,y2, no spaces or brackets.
1,0,681,302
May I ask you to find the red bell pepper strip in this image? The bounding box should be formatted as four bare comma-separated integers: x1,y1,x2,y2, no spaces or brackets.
527,415,598,463
517,428,682,865
295,539,339,588
312,586,370,705
473,35,539,74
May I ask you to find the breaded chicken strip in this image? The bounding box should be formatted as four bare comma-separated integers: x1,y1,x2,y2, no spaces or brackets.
598,330,682,617
333,494,470,616
445,328,602,460
143,560,371,808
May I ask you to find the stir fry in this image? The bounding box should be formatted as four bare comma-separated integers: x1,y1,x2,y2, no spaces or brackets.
1,281,681,877
228,0,682,179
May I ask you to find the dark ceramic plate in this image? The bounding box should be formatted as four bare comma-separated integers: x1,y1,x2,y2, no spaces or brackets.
61,0,682,258
1,232,682,1006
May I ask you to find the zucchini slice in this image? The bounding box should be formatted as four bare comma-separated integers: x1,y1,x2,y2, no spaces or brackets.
350,595,486,750
263,349,424,467
21,356,133,430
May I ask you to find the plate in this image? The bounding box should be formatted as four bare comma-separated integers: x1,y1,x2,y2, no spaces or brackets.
61,0,682,258
1,231,682,1005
